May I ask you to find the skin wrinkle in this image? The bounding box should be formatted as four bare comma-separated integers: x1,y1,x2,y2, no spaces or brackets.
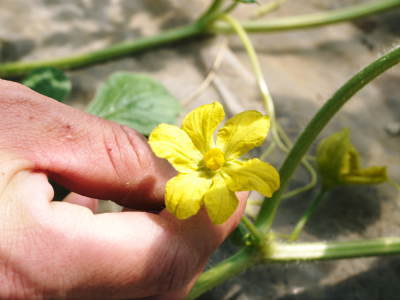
101,120,169,207
159,242,190,294
121,125,158,192
116,124,174,207
140,222,202,296
0,262,39,300
0,235,37,299
121,125,143,172
165,247,182,293
116,124,144,187
0,215,34,300
103,125,123,183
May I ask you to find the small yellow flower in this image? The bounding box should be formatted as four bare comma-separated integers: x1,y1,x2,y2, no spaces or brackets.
149,102,280,224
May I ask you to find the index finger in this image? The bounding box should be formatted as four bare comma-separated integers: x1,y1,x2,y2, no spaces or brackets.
0,79,175,209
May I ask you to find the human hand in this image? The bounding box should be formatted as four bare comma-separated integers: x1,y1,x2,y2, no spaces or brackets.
0,80,246,299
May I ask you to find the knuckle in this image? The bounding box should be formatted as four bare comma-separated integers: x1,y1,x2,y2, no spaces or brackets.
102,123,151,183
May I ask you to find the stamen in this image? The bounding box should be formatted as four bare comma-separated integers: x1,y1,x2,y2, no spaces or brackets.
204,148,225,171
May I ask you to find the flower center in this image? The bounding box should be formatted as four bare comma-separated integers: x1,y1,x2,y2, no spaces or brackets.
203,148,225,171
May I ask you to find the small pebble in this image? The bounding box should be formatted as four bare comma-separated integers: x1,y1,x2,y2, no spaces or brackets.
385,122,400,136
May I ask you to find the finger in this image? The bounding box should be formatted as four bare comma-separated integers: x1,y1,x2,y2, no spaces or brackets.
0,79,175,209
63,193,98,213
68,192,249,298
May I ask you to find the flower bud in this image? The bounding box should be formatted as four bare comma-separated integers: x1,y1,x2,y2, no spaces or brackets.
316,128,387,189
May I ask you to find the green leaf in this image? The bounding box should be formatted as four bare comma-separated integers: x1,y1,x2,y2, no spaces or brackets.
22,67,71,102
87,72,182,135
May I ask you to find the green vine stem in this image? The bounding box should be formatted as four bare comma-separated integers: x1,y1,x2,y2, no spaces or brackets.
267,237,400,261
188,247,259,300
0,23,206,78
253,0,289,19
198,0,226,23
189,234,400,298
0,0,226,78
255,45,400,234
288,189,327,241
220,14,285,151
212,0,400,33
1,0,398,77
221,14,318,200
276,123,318,200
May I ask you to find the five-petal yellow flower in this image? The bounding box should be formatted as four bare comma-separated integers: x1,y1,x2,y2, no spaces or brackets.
149,102,280,224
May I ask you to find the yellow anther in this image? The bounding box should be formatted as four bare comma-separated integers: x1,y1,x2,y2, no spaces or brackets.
203,148,225,171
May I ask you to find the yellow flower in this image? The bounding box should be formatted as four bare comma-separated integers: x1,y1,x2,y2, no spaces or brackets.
149,102,280,224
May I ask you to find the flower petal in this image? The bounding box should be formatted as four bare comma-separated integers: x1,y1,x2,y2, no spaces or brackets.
165,173,211,220
182,102,225,154
342,166,388,185
216,111,270,159
204,173,238,224
149,124,202,172
223,158,280,197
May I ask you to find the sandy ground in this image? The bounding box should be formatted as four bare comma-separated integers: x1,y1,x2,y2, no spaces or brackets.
1,0,400,299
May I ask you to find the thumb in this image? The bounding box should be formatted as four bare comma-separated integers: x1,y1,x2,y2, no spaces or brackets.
0,79,175,209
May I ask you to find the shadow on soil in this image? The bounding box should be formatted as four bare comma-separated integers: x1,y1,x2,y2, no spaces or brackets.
280,256,400,300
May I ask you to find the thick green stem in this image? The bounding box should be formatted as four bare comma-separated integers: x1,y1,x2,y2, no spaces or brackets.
267,237,400,261
0,23,206,78
288,189,327,241
255,46,400,233
189,235,400,298
188,247,259,299
211,0,400,33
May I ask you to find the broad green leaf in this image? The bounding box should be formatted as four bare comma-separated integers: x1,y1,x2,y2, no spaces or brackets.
87,72,182,135
22,67,71,102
